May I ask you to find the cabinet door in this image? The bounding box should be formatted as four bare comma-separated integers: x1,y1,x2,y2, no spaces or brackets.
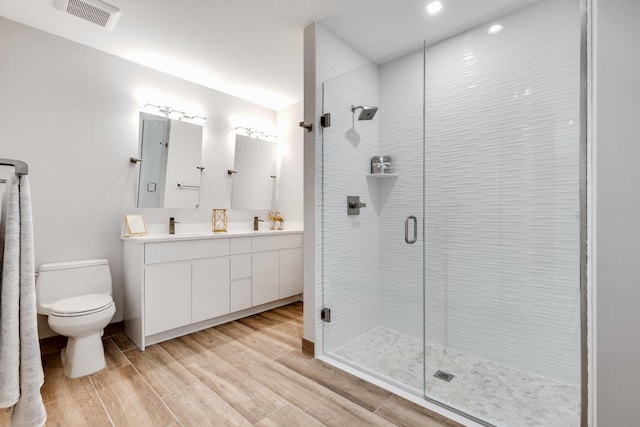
192,257,230,323
252,251,279,306
230,254,251,280
230,278,252,312
279,248,303,298
145,262,191,336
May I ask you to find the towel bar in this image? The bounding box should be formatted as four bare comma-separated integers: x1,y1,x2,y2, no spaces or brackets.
177,182,200,190
0,158,28,175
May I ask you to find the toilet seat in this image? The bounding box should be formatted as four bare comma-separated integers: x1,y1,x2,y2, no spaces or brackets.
50,294,114,317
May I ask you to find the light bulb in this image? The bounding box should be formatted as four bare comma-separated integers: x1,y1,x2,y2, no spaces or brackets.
488,24,504,35
426,1,442,15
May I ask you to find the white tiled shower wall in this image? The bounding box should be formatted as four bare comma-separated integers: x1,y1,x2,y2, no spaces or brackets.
378,50,425,341
320,63,382,350
320,0,581,386
423,0,580,385
313,24,374,353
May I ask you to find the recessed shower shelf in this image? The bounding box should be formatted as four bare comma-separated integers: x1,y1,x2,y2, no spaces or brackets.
366,174,398,178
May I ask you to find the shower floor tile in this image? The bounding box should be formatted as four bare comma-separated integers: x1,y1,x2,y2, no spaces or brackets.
332,327,580,427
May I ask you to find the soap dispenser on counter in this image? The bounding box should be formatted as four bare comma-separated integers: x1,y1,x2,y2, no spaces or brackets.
169,217,178,234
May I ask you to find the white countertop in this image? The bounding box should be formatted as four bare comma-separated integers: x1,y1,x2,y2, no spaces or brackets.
122,223,303,244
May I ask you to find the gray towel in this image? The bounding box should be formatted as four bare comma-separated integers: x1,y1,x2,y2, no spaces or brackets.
0,175,46,426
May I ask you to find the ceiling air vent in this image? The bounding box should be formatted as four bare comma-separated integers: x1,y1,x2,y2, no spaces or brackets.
55,0,121,31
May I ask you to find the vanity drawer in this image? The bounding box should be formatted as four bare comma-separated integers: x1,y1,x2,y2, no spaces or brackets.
145,239,229,264
252,234,302,252
230,237,252,254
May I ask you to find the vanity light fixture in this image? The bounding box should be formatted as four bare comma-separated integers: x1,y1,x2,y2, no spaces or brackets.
185,114,207,123
143,103,207,123
143,103,169,114
168,109,185,120
235,127,277,141
426,1,443,15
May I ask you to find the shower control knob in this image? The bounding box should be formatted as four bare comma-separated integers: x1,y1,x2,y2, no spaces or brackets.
347,196,366,215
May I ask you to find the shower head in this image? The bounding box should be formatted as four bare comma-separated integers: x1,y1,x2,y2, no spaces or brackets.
351,105,378,120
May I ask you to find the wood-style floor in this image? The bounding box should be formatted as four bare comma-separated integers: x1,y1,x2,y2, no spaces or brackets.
1,302,460,426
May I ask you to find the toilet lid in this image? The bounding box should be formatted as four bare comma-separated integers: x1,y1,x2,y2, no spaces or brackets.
50,294,113,317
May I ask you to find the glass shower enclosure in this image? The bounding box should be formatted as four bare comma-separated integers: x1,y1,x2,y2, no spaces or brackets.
318,0,585,425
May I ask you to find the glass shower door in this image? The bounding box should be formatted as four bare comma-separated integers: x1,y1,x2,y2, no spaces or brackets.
317,0,584,425
320,58,425,395
422,1,583,425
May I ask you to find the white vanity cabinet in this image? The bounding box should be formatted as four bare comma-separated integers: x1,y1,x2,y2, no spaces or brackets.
279,247,303,299
192,257,230,322
230,237,252,312
123,231,302,350
144,262,191,335
252,234,303,305
252,251,280,306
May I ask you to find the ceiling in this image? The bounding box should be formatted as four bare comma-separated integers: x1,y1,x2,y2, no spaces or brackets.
0,0,534,110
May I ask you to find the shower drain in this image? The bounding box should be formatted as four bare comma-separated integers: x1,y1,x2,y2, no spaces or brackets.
433,370,455,382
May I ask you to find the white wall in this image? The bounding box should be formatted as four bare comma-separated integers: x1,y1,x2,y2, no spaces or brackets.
0,18,304,337
315,24,371,88
276,101,304,224
303,23,317,345
378,49,425,344
594,0,640,424
303,23,373,346
424,0,580,385
320,62,381,350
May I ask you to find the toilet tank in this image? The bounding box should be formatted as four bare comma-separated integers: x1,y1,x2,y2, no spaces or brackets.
35,259,112,315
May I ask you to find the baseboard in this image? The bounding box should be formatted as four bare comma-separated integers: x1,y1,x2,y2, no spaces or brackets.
39,335,67,356
104,320,124,337
39,321,124,356
302,338,315,356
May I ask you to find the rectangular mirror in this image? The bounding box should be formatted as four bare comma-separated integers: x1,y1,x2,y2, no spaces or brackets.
136,112,204,208
231,134,276,210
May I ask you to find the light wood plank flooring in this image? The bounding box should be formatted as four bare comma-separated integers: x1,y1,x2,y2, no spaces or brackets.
2,302,461,427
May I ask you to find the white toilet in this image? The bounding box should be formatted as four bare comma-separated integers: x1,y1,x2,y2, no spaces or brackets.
35,259,116,378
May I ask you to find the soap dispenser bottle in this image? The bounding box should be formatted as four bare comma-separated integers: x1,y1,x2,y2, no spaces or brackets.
169,217,176,235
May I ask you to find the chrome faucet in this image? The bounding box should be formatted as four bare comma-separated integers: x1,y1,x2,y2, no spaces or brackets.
253,216,264,231
169,217,178,234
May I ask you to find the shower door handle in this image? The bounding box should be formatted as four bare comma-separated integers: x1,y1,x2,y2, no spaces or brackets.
405,215,417,244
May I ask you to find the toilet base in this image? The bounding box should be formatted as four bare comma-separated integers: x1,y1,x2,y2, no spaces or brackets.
61,332,107,378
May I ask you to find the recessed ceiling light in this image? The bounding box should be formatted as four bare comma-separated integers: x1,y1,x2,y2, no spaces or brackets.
426,1,443,15
488,24,504,35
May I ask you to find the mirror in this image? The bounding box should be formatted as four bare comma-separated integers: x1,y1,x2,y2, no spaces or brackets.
136,112,204,208
231,134,276,210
